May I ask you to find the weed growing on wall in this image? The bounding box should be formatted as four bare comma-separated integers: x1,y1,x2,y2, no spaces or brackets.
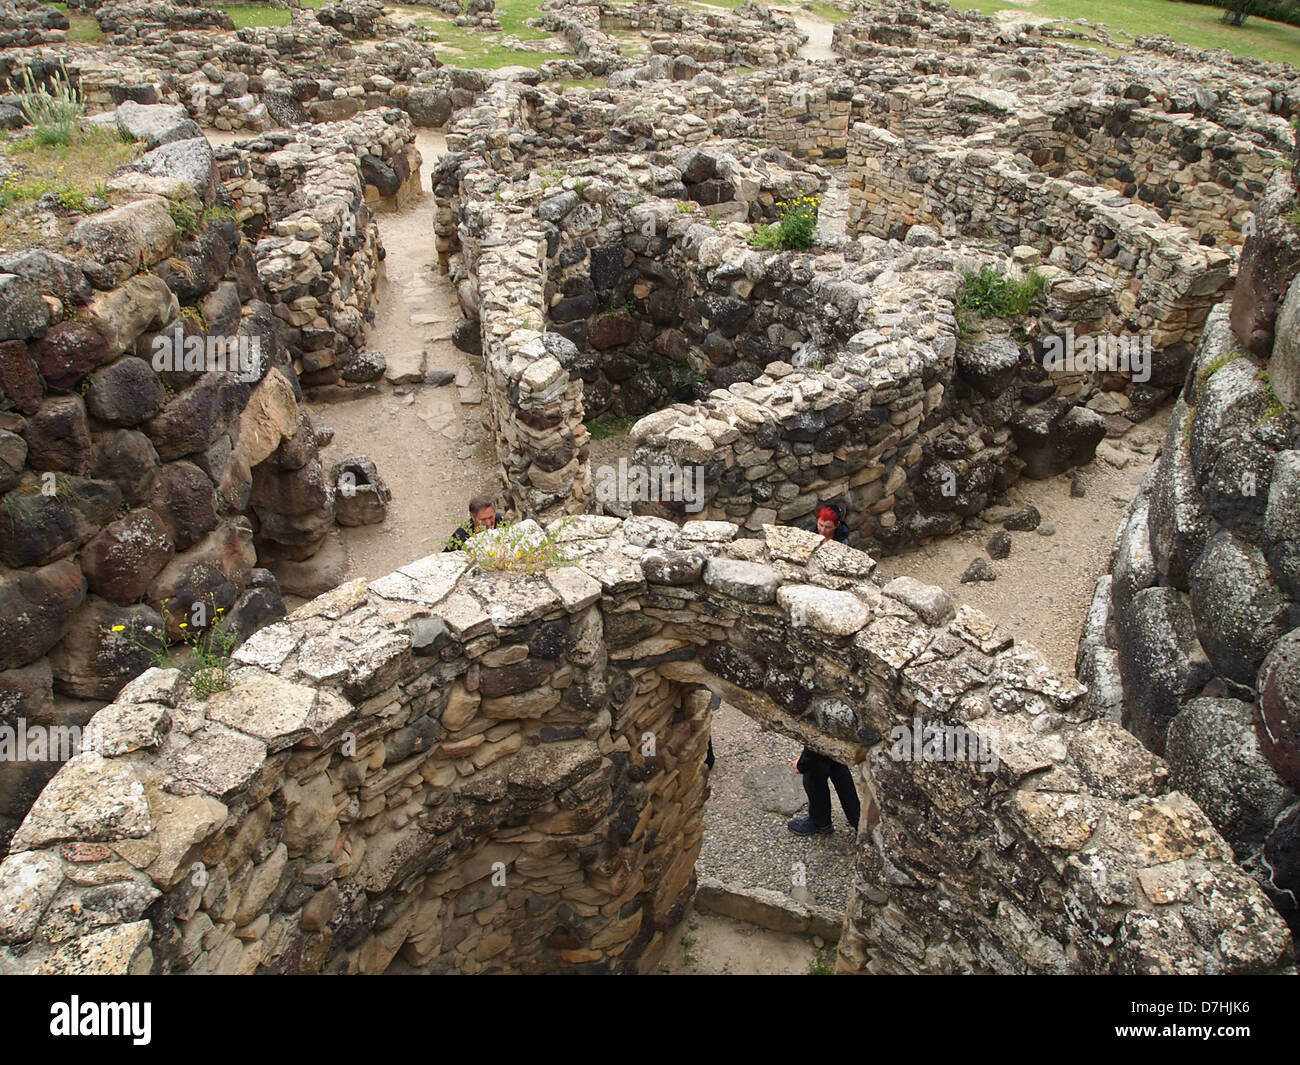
445,518,573,573
748,195,820,251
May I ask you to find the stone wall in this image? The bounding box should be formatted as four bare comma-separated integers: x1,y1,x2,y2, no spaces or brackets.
539,0,804,76
0,133,357,850
763,80,853,165
0,518,1290,974
847,123,1234,351
95,0,235,37
1080,163,1300,939
433,87,1116,542
1002,99,1281,245
215,111,421,391
832,0,1001,59
0,1,68,47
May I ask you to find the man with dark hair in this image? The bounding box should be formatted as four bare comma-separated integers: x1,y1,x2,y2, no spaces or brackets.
444,494,497,551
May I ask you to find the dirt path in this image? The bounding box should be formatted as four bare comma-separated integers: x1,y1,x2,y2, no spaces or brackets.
792,14,837,62
309,130,499,583
874,411,1169,675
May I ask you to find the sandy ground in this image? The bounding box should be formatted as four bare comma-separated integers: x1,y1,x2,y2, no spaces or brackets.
308,131,500,583
654,909,828,974
873,410,1168,675
784,10,838,62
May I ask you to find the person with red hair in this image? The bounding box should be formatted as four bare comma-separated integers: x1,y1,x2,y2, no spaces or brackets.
812,503,849,544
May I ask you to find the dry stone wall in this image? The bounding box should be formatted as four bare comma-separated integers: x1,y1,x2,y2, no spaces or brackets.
0,517,1290,974
1082,161,1300,940
0,103,412,850
433,86,1116,544
0,1,67,48
847,123,1234,352
0,143,345,850
215,111,421,391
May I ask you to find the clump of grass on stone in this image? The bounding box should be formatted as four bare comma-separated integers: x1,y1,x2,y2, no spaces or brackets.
447,518,572,573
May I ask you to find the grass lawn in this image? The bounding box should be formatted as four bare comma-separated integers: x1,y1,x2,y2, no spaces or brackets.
214,0,326,30
0,127,142,255
66,14,102,41
388,0,569,69
959,0,1300,66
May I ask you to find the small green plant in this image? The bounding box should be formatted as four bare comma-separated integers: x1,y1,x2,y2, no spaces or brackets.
952,268,1046,345
808,948,835,975
573,178,588,199
680,931,697,968
445,518,573,573
748,195,820,252
201,205,236,223
586,413,635,441
78,374,93,395
1197,350,1249,388
955,267,1046,320
103,595,238,699
118,499,132,517
51,185,104,213
18,62,84,148
676,200,697,214
625,296,636,313
169,200,200,238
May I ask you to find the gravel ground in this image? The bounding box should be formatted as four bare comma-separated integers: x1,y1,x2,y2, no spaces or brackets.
698,702,860,912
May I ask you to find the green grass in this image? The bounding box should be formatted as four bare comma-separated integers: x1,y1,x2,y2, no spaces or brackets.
389,0,568,69
556,76,608,90
806,2,854,23
586,413,636,441
954,267,1046,344
959,0,1300,65
216,0,326,29
956,267,1046,318
67,15,102,42
1197,350,1250,388
1,127,139,251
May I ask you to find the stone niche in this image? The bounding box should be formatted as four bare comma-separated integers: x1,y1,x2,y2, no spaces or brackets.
0,518,1291,974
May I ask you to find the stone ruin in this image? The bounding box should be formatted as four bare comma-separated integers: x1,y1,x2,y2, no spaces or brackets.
0,0,1297,973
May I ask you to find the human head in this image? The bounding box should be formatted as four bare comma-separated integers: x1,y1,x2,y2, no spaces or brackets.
817,506,839,541
468,494,496,532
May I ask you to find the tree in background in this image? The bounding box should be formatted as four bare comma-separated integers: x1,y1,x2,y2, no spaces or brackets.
1222,0,1250,26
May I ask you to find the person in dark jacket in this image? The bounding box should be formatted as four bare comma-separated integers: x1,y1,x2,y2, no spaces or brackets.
443,495,497,551
808,504,849,544
788,747,861,835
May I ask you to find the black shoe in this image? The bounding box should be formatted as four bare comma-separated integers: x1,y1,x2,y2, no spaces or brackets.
787,816,833,836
